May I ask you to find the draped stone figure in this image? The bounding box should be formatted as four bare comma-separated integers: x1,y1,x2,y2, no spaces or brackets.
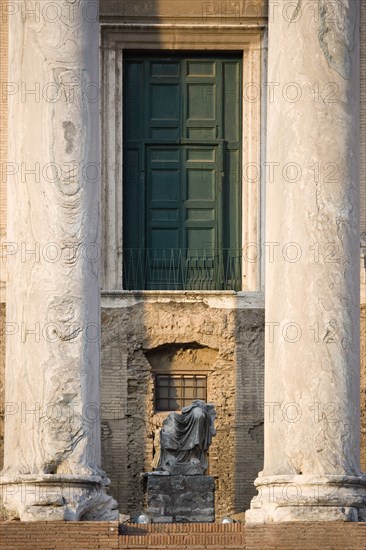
156,400,216,475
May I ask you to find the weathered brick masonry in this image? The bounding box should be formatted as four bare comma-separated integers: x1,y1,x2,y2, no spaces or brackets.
119,523,245,549
1,522,366,550
100,301,265,518
244,522,366,550
0,521,120,550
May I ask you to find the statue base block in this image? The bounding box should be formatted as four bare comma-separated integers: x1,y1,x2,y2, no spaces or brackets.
146,474,215,523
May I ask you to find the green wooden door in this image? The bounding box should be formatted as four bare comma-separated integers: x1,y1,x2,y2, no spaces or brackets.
123,54,242,290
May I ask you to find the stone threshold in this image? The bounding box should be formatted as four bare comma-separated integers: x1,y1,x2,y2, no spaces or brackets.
101,290,265,309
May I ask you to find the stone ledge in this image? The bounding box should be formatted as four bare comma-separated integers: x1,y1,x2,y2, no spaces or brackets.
101,290,265,309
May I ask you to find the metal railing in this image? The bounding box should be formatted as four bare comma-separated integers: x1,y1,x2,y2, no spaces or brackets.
123,248,242,291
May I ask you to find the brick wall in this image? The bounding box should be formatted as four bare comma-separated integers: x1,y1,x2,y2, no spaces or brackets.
120,523,245,549
1,521,366,550
245,522,366,550
0,522,120,550
101,303,265,519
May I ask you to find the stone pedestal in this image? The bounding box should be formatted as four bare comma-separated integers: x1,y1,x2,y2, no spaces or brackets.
146,474,215,523
246,0,366,523
0,1,117,520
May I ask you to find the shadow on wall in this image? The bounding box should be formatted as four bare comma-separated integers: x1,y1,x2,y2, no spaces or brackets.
99,0,162,517
233,301,265,513
361,305,366,472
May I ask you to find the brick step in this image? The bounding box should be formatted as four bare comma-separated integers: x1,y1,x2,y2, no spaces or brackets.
120,523,244,533
119,523,245,549
1,521,366,550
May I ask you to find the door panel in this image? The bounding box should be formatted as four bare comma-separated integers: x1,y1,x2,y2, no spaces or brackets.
151,84,180,121
187,84,216,121
186,168,215,200
150,169,180,201
186,60,215,76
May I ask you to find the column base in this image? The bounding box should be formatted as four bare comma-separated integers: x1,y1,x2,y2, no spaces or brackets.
0,474,119,521
245,474,366,524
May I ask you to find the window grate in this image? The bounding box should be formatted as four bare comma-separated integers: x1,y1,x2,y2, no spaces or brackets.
155,374,207,411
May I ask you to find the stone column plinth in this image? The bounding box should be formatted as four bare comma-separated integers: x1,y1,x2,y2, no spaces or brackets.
0,1,118,520
246,0,366,523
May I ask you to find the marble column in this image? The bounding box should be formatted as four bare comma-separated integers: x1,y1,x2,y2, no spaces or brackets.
246,0,366,522
0,0,118,520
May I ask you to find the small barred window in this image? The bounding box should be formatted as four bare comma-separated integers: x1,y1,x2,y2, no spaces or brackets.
155,374,207,412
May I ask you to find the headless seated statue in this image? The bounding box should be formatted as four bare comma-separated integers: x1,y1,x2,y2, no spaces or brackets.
155,400,216,475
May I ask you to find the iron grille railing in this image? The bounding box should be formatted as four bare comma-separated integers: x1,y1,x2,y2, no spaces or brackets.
123,248,242,291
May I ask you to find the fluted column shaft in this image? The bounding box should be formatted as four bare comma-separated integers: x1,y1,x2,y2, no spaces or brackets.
247,0,365,522
1,0,117,521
